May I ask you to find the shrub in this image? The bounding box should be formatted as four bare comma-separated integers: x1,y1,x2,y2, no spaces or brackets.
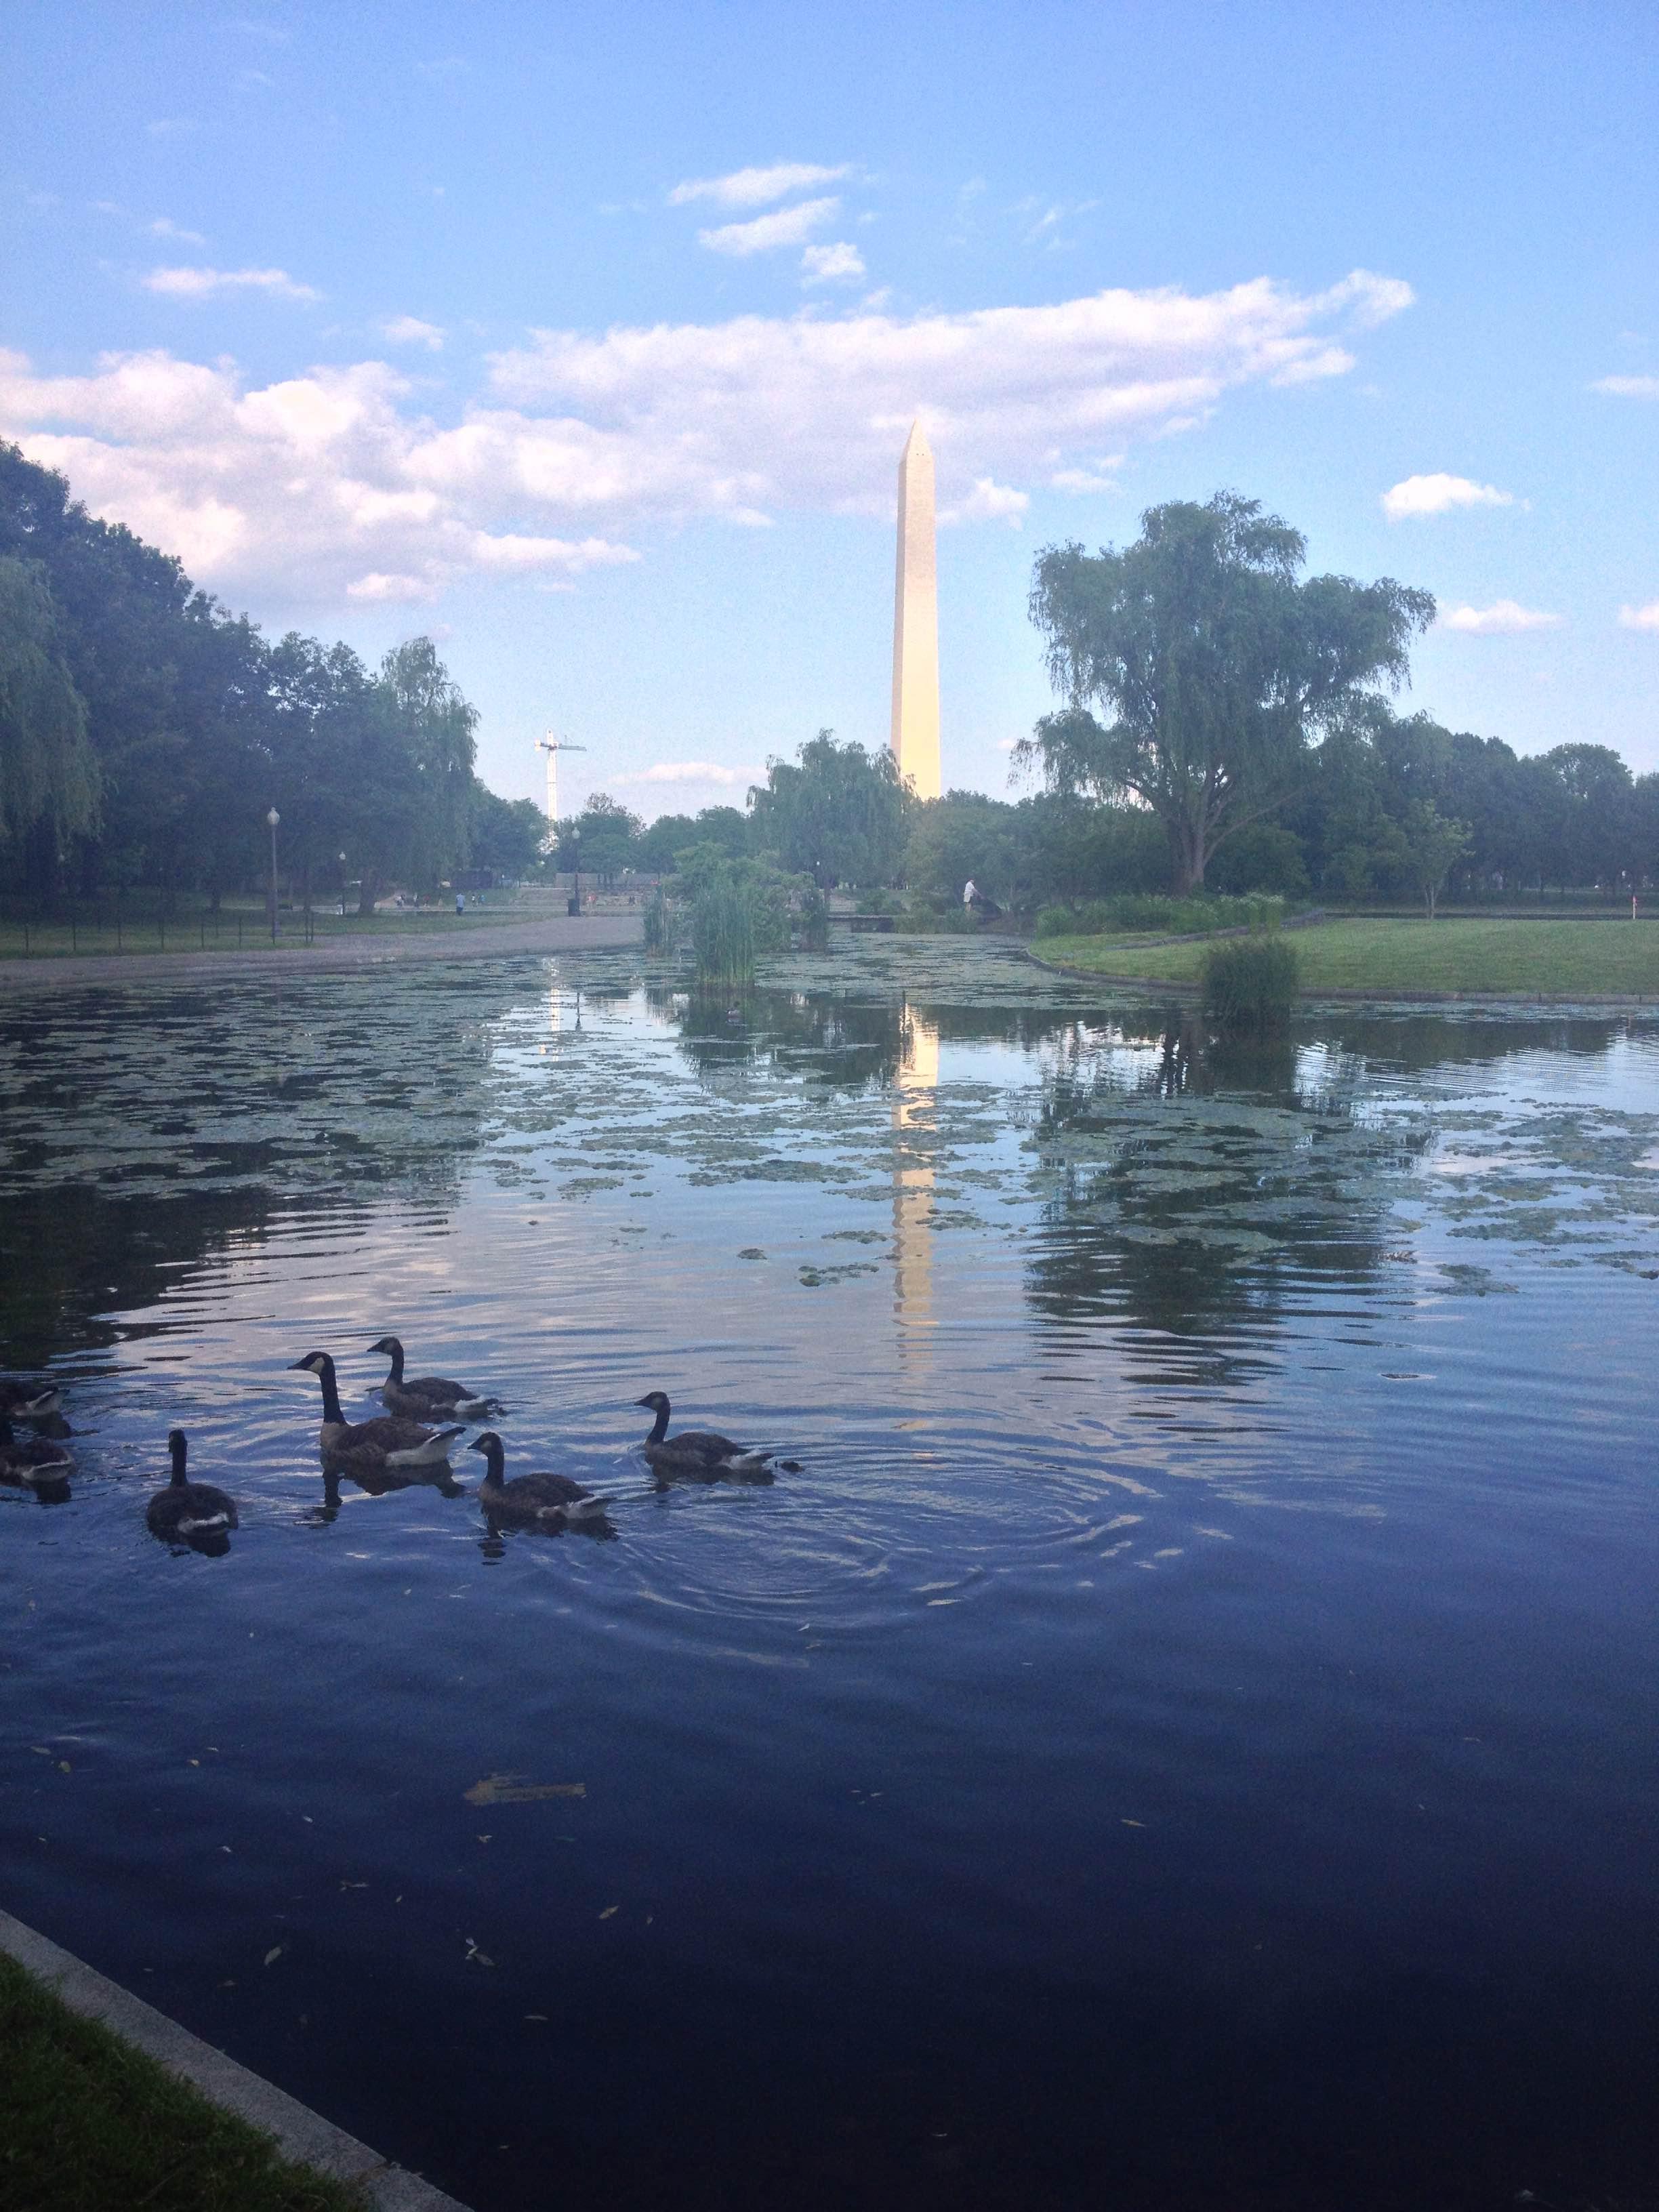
1200,937,1300,1033
692,871,756,983
894,899,979,933
1036,893,1289,939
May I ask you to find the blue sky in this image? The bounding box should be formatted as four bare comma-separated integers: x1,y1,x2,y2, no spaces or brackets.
5,1,1656,815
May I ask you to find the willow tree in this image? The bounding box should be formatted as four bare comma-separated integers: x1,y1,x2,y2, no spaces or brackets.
750,730,907,888
379,636,478,890
0,554,99,854
1021,493,1435,893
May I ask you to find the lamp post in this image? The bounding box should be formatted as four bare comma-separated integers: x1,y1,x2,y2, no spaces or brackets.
337,851,348,918
266,808,281,943
569,826,581,918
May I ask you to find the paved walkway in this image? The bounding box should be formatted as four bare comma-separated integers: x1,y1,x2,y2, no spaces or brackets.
0,910,642,993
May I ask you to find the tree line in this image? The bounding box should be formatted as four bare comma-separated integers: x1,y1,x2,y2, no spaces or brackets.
7,449,1653,920
0,443,546,909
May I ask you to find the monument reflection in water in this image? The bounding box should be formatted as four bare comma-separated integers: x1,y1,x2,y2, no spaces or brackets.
2,942,1658,2212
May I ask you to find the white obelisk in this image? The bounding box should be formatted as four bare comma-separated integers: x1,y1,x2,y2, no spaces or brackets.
890,420,941,802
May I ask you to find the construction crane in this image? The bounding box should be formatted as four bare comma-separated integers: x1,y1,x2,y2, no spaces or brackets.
535,732,588,828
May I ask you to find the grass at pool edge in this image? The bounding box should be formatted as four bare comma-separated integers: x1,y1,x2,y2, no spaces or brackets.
0,1951,367,2212
1037,916,1659,998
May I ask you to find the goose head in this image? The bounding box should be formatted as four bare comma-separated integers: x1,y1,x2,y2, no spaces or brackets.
368,1336,404,1362
288,1352,335,1380
468,1431,506,1477
635,1391,670,1416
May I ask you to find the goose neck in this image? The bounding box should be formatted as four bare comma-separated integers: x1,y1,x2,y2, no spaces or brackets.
316,1358,346,1427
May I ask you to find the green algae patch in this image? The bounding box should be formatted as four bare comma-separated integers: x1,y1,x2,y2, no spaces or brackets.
0,1950,365,2212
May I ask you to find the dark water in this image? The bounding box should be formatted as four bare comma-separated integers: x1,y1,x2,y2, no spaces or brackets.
3,941,1658,2211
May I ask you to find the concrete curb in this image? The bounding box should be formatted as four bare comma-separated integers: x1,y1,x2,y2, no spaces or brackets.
0,1909,470,2210
0,910,642,991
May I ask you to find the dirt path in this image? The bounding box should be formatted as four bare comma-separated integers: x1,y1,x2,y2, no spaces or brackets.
0,911,643,994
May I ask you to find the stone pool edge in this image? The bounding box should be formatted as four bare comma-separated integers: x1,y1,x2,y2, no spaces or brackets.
0,1908,470,2211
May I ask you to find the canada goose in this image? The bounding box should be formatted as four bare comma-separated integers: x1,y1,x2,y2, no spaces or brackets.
634,1391,774,1481
368,1336,501,1420
0,1378,62,1422
146,1429,239,1543
0,1415,74,1488
288,1351,463,1476
468,1432,610,1528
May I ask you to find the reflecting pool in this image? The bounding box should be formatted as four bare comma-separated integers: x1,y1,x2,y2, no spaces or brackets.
3,941,1658,2210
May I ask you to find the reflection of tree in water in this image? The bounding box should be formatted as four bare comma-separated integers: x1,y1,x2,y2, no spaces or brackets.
649,983,1108,1094
0,1183,283,1368
0,964,541,1364
648,986,909,1092
1024,1014,1433,1356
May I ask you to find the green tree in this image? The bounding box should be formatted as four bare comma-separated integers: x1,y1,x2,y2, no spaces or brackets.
1541,742,1635,889
1022,493,1435,893
555,793,642,884
379,636,478,889
469,790,548,878
904,792,1021,909
750,730,907,888
1398,799,1469,918
0,555,98,853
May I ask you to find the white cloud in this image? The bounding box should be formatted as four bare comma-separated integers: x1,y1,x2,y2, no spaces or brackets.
487,267,1411,518
669,162,850,209
609,760,762,788
0,267,1409,609
941,477,1028,526
1618,600,1659,631
1592,375,1659,398
698,199,839,257
142,264,321,302
1050,461,1122,493
1438,600,1561,635
0,347,637,605
146,118,199,138
801,241,865,285
346,571,431,602
1382,472,1516,520
380,314,445,350
148,218,209,246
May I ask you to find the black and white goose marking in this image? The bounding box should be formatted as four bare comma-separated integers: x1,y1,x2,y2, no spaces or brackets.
0,1414,75,1488
635,1391,774,1481
289,1351,463,1477
146,1429,239,1542
469,1432,609,1528
0,1378,62,1422
369,1336,500,1421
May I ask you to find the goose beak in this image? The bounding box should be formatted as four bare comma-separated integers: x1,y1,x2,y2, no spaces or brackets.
634,1395,655,1408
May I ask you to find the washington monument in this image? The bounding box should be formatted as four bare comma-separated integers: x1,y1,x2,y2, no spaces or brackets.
890,419,941,801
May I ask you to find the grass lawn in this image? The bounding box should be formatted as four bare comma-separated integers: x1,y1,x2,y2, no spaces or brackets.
0,1952,363,2212
1037,916,1659,998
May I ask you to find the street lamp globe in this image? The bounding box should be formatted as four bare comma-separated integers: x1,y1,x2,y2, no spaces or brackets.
267,808,280,829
